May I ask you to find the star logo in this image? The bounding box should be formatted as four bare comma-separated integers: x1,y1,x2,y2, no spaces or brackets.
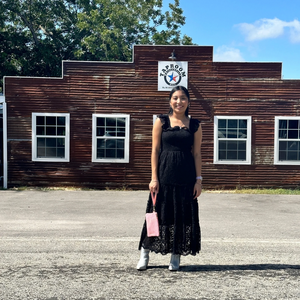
168,72,178,83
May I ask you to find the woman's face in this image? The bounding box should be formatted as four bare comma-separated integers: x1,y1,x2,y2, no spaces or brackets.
169,90,189,115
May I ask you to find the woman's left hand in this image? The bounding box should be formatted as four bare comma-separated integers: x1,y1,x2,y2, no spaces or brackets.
193,182,202,199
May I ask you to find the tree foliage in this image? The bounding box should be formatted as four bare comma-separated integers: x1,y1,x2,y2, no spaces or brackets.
0,0,193,93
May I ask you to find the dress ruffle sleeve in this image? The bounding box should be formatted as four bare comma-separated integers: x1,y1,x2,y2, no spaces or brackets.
157,114,170,131
190,118,201,133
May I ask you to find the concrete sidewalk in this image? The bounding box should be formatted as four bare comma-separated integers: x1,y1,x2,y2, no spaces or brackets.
0,190,299,300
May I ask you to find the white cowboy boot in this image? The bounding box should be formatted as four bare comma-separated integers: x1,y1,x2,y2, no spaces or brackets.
136,247,150,270
169,254,180,271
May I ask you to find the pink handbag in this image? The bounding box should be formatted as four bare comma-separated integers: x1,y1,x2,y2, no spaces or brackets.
145,191,159,237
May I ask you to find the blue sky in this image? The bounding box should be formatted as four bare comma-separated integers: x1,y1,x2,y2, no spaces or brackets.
168,0,300,79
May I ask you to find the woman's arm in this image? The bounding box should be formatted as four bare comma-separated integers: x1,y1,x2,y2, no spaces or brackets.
192,123,203,199
149,118,162,193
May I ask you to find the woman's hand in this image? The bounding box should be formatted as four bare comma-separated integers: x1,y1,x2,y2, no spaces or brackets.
193,181,202,199
149,180,159,194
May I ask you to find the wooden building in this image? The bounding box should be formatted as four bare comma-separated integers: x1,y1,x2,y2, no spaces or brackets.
2,45,300,189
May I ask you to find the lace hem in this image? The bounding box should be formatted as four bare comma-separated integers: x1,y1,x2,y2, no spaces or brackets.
139,224,201,256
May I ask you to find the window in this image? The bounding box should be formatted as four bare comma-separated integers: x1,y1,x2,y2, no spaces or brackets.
92,114,130,163
274,117,300,165
32,113,70,162
214,116,252,164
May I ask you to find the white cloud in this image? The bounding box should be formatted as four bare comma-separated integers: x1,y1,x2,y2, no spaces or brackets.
213,46,245,62
237,18,300,43
289,20,300,43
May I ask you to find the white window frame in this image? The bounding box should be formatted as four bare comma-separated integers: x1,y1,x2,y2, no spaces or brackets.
32,113,70,162
92,114,130,163
274,116,300,165
214,116,252,165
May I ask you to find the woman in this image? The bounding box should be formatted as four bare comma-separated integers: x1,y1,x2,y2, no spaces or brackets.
137,86,202,271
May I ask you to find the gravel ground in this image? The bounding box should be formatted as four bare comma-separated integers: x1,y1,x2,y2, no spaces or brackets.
0,190,299,300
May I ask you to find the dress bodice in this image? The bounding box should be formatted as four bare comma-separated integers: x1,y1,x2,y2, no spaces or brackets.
157,114,200,185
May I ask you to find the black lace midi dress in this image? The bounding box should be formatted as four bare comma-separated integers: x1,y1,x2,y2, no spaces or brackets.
138,114,201,256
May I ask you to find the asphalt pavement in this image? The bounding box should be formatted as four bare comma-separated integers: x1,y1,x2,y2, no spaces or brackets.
0,190,299,300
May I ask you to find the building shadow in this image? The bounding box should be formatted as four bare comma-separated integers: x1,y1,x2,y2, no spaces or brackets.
179,264,300,272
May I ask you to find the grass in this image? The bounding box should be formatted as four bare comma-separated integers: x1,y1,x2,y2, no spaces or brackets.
205,188,300,195
3,186,300,195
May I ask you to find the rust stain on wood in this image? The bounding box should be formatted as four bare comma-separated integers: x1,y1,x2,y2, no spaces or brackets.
4,45,300,189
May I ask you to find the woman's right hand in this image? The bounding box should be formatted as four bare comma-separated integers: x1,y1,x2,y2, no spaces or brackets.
149,180,159,194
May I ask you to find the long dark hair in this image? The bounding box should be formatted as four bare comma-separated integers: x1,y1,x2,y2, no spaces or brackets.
168,86,190,117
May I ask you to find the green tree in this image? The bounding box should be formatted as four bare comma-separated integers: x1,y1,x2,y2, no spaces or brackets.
0,0,193,93
76,0,193,61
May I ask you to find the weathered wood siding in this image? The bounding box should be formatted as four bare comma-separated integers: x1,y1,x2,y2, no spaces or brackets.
4,45,300,189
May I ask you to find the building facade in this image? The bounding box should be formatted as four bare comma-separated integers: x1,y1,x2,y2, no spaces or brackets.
2,45,300,189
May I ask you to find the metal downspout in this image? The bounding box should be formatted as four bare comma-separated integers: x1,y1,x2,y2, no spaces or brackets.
0,96,7,189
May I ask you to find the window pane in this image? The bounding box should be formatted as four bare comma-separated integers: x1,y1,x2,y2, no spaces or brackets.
106,127,116,137
97,128,105,136
46,138,56,147
46,148,57,157
279,151,286,161
287,151,298,160
57,127,65,136
117,140,124,149
219,151,226,160
228,119,237,129
36,116,45,125
117,127,126,137
228,129,237,138
106,118,116,127
106,149,116,158
97,117,105,126
288,120,298,129
106,139,116,149
287,141,297,151
288,130,298,139
218,129,226,138
239,120,247,129
279,120,287,129
219,141,226,150
218,119,226,129
228,141,237,150
46,127,56,135
279,130,287,139
238,141,246,151
238,129,247,138
227,151,238,160
37,147,45,157
46,116,56,125
37,126,45,135
117,118,126,127
57,148,65,157
117,149,124,158
97,139,106,149
279,141,287,150
238,151,246,160
97,149,105,158
57,117,65,126
57,138,65,147
37,138,45,147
